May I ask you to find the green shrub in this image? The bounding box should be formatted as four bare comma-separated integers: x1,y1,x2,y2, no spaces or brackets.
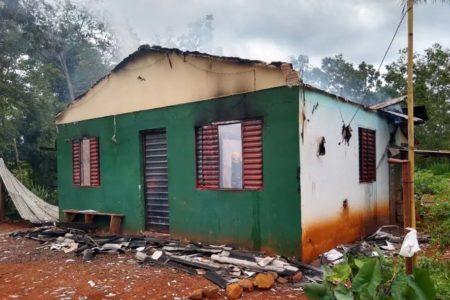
5,163,58,218
304,253,436,300
419,257,450,299
415,166,450,249
415,169,449,196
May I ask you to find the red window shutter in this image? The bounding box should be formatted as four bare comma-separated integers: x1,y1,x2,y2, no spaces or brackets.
359,128,376,183
196,125,219,189
72,139,81,186
242,120,263,190
89,137,100,186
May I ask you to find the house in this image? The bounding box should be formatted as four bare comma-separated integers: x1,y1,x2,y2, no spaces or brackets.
55,45,406,262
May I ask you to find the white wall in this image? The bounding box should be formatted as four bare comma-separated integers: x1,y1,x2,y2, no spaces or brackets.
299,88,393,262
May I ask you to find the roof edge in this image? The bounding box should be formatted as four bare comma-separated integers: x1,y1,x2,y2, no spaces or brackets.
55,45,299,122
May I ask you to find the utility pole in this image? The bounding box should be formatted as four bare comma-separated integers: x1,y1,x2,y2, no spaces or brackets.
406,0,416,272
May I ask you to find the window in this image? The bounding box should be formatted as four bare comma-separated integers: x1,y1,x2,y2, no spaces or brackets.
196,119,263,190
72,137,100,187
358,128,376,183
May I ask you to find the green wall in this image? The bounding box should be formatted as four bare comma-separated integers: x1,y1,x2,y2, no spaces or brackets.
57,86,301,255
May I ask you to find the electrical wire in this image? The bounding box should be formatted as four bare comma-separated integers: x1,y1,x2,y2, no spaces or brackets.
348,3,409,126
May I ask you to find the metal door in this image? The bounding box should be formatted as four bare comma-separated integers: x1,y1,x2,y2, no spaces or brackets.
143,129,169,231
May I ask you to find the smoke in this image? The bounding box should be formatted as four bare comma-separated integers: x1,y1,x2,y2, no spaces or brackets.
152,14,223,55
76,0,223,60
290,54,388,105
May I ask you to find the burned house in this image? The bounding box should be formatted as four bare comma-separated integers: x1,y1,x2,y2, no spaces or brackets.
55,45,407,262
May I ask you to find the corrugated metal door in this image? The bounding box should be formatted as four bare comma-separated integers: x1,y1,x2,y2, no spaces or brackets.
143,129,169,231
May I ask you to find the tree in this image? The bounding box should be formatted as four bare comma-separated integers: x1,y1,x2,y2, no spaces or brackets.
384,44,450,150
23,0,116,101
0,0,115,193
290,54,382,104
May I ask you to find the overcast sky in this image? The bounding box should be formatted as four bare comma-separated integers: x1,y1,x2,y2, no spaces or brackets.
82,0,449,70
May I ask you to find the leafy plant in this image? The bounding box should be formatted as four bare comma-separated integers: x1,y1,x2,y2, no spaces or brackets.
305,254,436,300
415,169,449,196
415,166,450,249
419,257,450,299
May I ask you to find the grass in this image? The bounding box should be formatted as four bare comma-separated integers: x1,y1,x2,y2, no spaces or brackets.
415,163,450,299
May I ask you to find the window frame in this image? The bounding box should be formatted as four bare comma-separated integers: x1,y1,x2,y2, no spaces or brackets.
358,127,376,183
195,119,263,191
72,136,101,188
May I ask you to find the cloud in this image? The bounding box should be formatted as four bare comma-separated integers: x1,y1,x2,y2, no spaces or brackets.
82,0,450,69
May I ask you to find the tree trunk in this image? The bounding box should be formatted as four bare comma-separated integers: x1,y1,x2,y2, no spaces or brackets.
58,52,75,101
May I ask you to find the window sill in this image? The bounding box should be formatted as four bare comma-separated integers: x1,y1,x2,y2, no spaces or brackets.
72,185,101,188
196,187,263,192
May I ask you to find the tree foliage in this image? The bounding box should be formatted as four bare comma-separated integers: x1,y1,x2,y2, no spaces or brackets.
291,54,382,104
22,0,116,101
291,44,450,151
384,44,450,150
0,0,115,195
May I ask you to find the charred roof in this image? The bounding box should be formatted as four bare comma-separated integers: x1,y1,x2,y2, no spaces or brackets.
113,45,287,72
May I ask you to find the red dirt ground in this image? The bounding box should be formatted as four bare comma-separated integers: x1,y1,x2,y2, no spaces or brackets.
0,223,307,300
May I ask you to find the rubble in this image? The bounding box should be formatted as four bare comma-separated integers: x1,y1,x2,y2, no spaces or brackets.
318,224,430,267
225,283,242,300
4,223,432,299
277,277,289,284
202,286,220,298
237,279,254,292
254,273,275,289
10,226,427,299
291,271,303,283
9,225,312,299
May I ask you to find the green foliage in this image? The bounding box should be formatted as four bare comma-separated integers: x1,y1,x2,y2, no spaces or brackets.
305,254,436,300
4,162,57,218
418,257,450,299
352,259,382,297
292,44,450,152
0,0,115,211
290,54,382,104
384,44,450,151
406,268,437,300
415,166,450,249
326,263,352,283
415,169,449,196
21,0,115,101
304,283,335,300
11,162,58,205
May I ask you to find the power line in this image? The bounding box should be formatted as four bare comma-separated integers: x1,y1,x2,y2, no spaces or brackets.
376,4,409,75
348,4,409,125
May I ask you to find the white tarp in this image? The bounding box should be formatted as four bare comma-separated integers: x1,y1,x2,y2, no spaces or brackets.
0,158,58,223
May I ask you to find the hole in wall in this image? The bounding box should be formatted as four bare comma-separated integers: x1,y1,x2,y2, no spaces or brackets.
317,136,326,156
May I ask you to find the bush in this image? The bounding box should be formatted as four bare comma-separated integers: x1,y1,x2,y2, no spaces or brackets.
5,162,58,218
415,166,450,249
304,252,436,300
419,257,450,299
415,169,449,196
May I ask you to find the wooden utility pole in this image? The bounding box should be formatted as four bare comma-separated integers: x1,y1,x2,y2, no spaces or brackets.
406,0,416,270
388,158,413,274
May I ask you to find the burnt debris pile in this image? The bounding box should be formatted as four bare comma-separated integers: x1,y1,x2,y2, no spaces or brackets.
9,225,319,296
